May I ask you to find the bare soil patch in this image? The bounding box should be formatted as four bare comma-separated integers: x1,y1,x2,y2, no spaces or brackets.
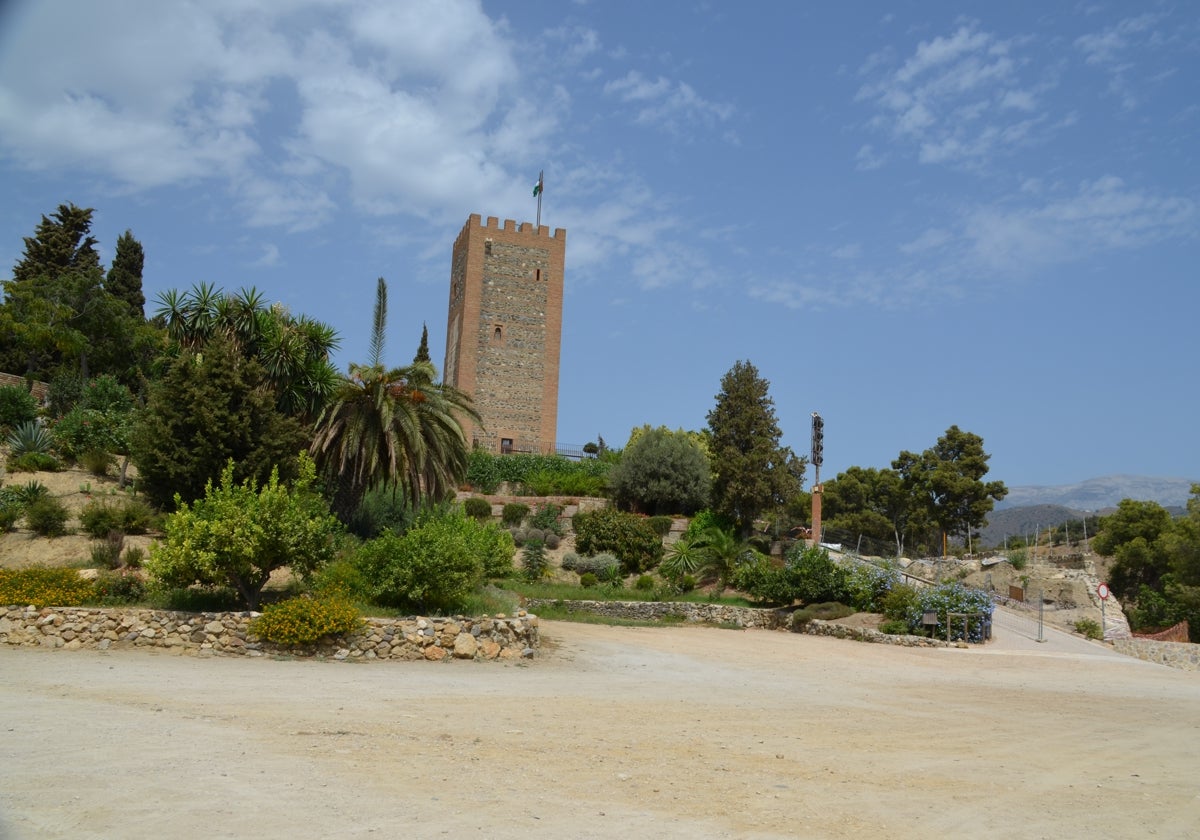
2,621,1197,839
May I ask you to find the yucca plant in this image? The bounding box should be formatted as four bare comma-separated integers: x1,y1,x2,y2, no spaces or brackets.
6,421,54,456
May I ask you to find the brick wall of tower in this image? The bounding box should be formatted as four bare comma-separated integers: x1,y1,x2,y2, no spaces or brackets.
444,214,566,454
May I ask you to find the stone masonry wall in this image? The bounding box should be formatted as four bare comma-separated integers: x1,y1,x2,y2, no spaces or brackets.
1112,637,1200,671
527,598,786,629
0,605,539,662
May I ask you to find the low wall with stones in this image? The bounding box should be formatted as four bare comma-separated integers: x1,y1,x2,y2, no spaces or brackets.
1112,637,1199,672
802,619,954,648
526,598,786,629
0,605,538,662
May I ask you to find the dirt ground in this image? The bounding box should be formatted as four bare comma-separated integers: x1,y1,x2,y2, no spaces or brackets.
3,621,1199,840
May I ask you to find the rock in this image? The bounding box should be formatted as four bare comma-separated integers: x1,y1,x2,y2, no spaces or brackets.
424,644,447,661
453,633,478,659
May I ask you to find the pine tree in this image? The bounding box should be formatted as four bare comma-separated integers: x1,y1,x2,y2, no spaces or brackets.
106,230,146,316
11,203,100,284
705,360,804,536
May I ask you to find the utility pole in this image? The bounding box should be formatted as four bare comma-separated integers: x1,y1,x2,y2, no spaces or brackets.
810,412,824,545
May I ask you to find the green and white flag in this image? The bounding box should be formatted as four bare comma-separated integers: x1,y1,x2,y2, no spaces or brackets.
532,172,543,197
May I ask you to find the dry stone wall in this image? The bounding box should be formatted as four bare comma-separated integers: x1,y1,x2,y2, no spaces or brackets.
1112,637,1200,671
527,598,786,629
0,605,538,662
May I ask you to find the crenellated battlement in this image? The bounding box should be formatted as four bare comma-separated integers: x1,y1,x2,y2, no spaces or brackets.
455,212,566,248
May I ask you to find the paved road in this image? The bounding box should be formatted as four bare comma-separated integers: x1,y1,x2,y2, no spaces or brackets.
980,606,1145,662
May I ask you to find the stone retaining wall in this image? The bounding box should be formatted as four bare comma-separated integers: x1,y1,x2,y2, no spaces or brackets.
527,598,786,629
802,619,954,648
0,605,538,662
1112,637,1200,671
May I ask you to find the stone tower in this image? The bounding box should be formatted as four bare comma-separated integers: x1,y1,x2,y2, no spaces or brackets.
443,214,566,454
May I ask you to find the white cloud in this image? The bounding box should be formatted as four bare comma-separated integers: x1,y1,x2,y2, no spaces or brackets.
604,70,734,134
0,0,550,226
856,21,1051,168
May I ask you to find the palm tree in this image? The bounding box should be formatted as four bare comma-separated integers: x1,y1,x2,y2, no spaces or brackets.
310,278,479,521
152,284,339,420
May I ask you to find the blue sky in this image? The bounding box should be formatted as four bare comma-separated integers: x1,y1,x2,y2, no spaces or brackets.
1,1,1197,489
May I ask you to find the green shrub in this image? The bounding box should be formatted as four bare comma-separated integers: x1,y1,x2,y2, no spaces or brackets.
90,533,125,569
250,596,363,646
570,552,620,578
79,498,157,538
80,375,135,414
0,501,20,532
305,559,366,600
355,511,486,611
560,551,581,572
579,572,598,588
573,506,664,574
80,500,124,538
684,509,735,541
524,527,546,545
46,372,85,418
1074,618,1103,640
0,566,94,607
470,521,516,579
25,496,69,536
122,546,146,568
467,450,610,495
678,574,697,593
882,583,920,621
345,484,415,539
53,407,132,462
609,428,711,516
463,496,493,520
843,563,900,612
544,532,561,550
789,601,854,631
7,452,60,472
635,574,655,591
528,502,564,536
510,526,528,546
80,448,115,476
521,540,549,582
785,544,851,605
0,385,39,431
879,619,912,635
647,516,674,537
501,502,529,526
93,569,147,604
1008,550,1027,571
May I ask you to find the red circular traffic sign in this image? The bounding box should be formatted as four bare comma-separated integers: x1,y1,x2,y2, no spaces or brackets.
1098,583,1110,600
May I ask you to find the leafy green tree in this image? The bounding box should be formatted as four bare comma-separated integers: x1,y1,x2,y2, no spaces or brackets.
146,455,340,610
1,203,155,383
106,230,146,316
153,283,339,419
1093,498,1174,600
894,426,1007,553
311,278,478,521
1163,485,1200,587
413,323,431,364
131,335,308,510
609,427,711,515
705,360,804,536
822,466,917,556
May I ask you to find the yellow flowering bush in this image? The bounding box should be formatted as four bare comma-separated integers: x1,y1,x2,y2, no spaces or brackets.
249,596,363,646
0,566,95,607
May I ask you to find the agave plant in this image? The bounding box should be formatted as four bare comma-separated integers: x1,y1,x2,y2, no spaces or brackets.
6,421,53,457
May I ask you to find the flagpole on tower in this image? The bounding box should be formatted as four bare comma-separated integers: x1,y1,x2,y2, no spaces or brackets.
534,170,544,228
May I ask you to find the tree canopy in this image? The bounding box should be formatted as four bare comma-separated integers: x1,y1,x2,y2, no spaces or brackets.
705,360,804,535
609,426,711,515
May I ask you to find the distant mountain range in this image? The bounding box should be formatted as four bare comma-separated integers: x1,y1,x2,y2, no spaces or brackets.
995,474,1197,512
977,475,1195,548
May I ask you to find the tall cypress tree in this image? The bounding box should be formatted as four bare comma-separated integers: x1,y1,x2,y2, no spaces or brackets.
106,230,146,316
705,360,804,536
413,322,431,364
